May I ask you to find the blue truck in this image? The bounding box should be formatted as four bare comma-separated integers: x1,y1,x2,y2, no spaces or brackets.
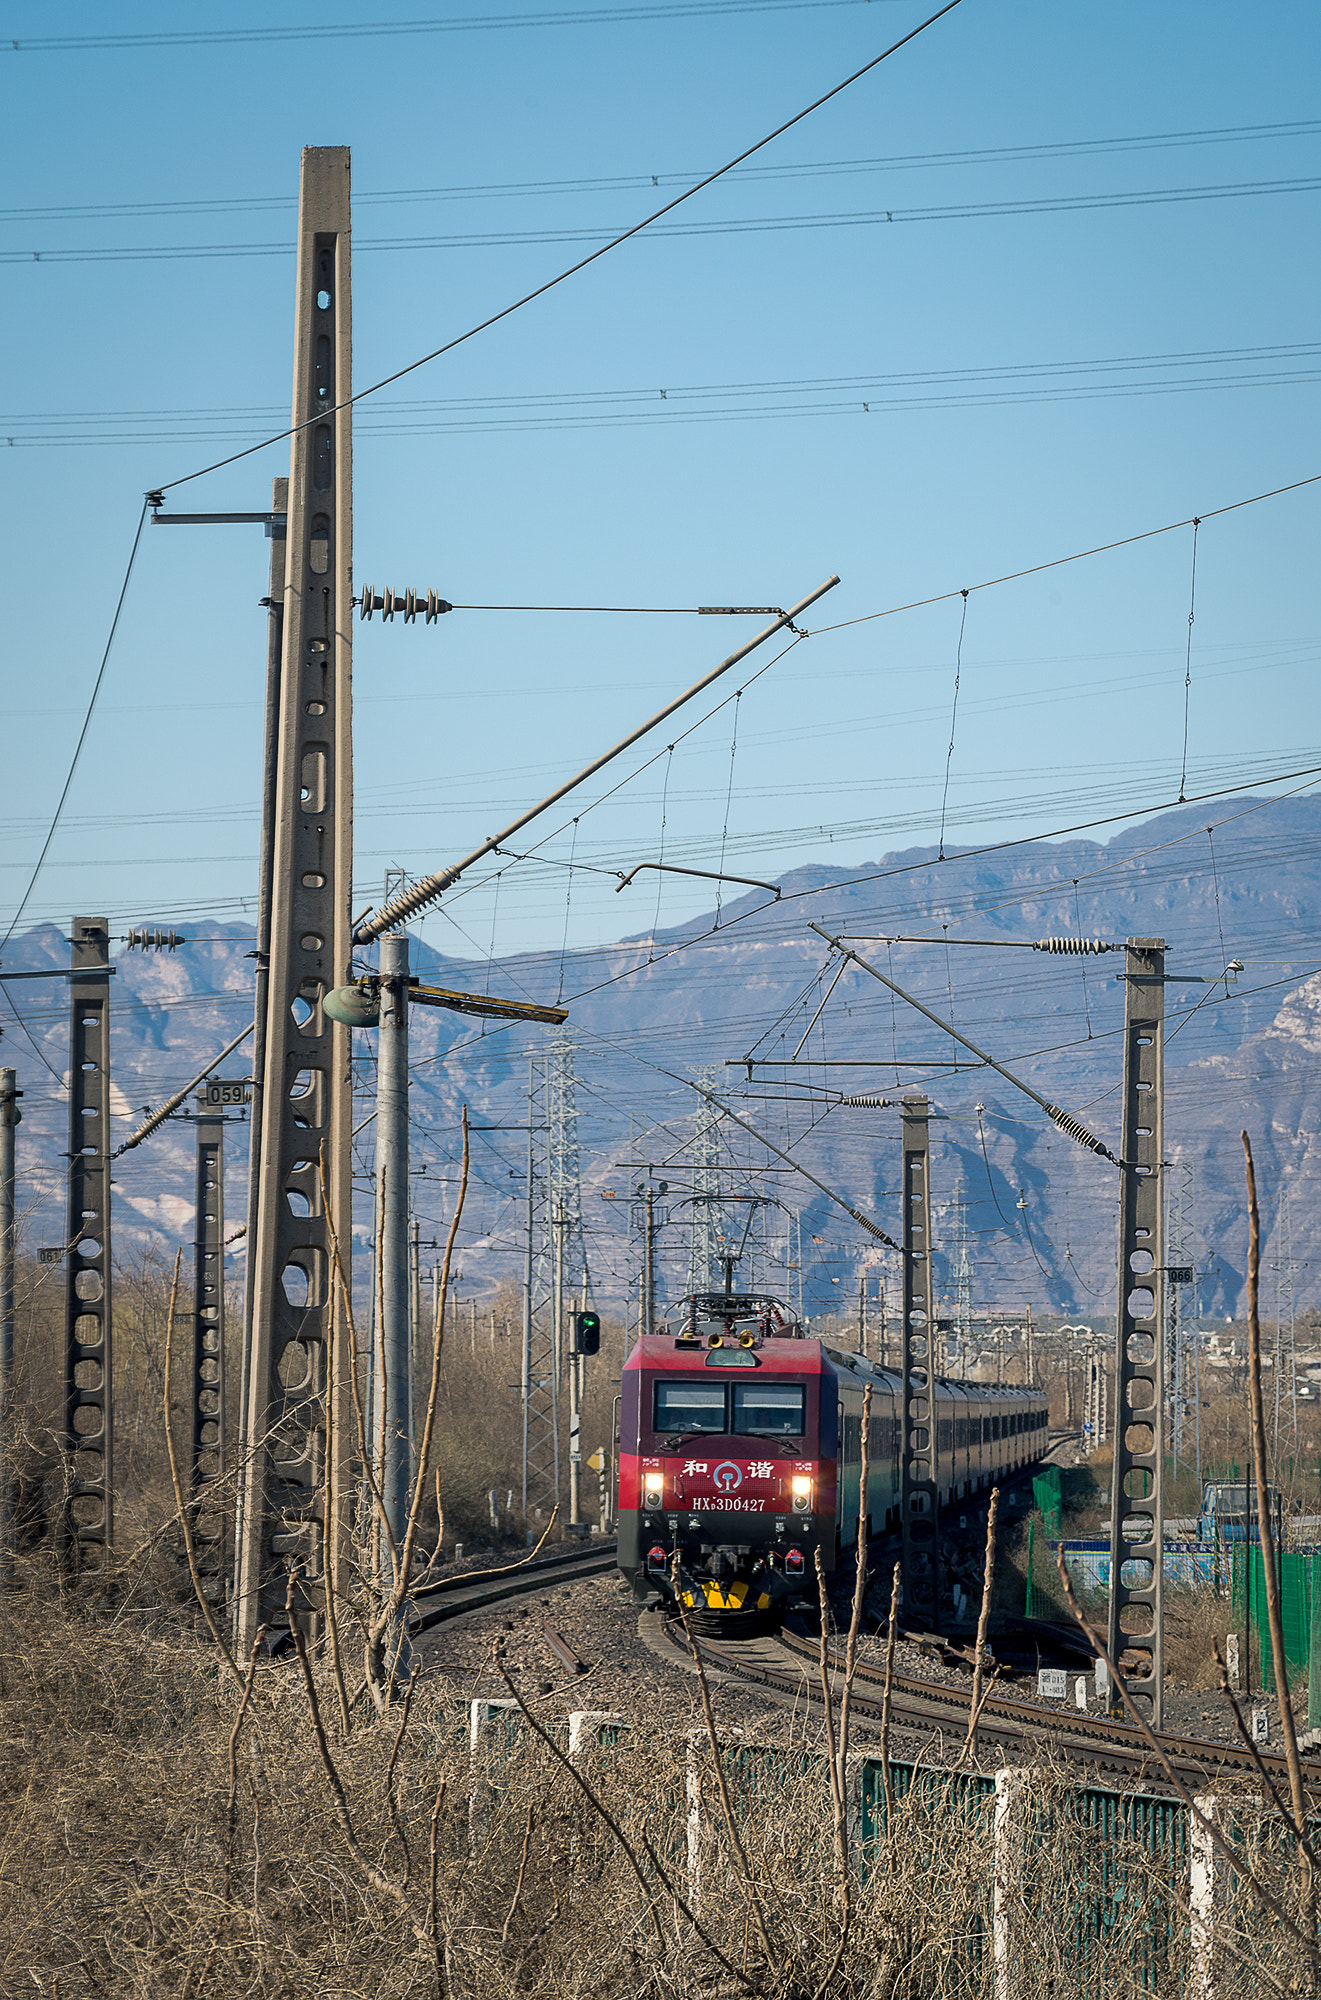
1196,1481,1283,1543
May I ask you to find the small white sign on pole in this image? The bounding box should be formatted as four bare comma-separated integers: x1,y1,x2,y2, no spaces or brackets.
1251,1708,1270,1746
1038,1668,1068,1702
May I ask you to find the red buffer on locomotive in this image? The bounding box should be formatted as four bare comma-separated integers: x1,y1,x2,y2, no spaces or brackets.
617,1290,1050,1634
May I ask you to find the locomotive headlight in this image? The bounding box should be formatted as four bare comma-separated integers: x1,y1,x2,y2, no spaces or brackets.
790,1475,812,1514
643,1472,664,1508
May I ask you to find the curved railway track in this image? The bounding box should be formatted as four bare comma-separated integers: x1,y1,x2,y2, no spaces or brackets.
407,1540,1308,1792
409,1541,617,1636
655,1615,1315,1789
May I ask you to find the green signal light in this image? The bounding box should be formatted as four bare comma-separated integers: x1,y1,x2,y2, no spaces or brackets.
574,1310,601,1356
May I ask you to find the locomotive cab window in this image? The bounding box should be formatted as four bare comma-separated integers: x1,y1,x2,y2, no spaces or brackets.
654,1380,727,1433
732,1381,805,1437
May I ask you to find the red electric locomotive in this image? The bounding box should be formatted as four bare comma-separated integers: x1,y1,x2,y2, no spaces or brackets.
617,1289,1049,1632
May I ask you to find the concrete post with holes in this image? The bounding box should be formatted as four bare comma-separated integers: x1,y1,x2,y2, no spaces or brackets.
373,932,411,1565
0,1067,16,1586
62,917,113,1567
1107,938,1166,1725
235,149,354,1652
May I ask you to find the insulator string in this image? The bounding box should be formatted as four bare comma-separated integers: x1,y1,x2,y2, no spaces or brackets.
1179,516,1201,802
1072,880,1094,1039
938,588,969,861
714,691,742,928
650,746,673,962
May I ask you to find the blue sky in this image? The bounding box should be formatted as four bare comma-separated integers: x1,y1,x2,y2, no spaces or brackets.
3,0,1318,971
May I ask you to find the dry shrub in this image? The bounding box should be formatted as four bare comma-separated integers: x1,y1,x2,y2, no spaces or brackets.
1162,1576,1240,1689
0,1564,1314,1999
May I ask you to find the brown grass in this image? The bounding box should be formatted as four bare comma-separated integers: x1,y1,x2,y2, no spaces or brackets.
1,1562,1316,1999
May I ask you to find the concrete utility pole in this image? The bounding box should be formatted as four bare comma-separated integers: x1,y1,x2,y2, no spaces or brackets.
63,916,113,1566
236,148,354,1652
372,934,411,1557
191,1102,226,1491
0,1067,17,1585
234,475,288,1588
643,1188,657,1335
1107,937,1166,1727
857,1272,867,1355
568,1287,582,1528
190,1101,228,1603
900,1094,940,1630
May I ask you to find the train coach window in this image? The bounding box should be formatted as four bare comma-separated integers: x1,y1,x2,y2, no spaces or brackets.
733,1381,805,1437
654,1380,727,1433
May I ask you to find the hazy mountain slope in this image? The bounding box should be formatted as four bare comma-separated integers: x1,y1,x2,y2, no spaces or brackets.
5,794,1319,1319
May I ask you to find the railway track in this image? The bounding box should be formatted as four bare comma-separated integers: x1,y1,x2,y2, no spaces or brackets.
652,1614,1313,1789
409,1541,617,1636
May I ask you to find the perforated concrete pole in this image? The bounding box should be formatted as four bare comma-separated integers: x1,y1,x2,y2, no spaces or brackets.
235,149,353,1652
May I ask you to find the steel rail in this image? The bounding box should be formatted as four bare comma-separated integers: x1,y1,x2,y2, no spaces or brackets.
409,1542,617,1635
685,1622,1314,1788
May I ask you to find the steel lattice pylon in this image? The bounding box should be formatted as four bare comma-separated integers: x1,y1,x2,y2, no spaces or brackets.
1272,1181,1296,1447
548,1030,590,1310
686,1069,724,1296
951,1188,974,1380
522,1034,589,1530
1166,1162,1196,1461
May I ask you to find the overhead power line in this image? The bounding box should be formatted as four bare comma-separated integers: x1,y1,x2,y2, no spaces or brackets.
9,342,1318,448
0,498,150,953
4,0,886,55
3,118,1315,221
11,175,1320,266
154,0,965,492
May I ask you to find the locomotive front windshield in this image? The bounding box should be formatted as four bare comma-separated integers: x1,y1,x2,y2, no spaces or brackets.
652,1378,806,1437
654,1380,727,1433
733,1382,805,1436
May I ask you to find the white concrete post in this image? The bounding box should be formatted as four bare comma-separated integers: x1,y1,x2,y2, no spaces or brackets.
1190,1792,1220,2000
468,1697,520,1851
993,1767,1031,2000
686,1733,704,1913
567,1710,629,1761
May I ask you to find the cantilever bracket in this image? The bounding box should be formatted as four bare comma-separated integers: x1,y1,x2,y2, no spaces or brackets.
615,861,780,897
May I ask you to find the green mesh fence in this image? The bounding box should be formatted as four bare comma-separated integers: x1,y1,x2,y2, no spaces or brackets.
1032,1465,1064,1538
1232,1544,1318,1689
1312,1557,1321,1730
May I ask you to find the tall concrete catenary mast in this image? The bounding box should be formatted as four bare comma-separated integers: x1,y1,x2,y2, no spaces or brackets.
235,148,354,1652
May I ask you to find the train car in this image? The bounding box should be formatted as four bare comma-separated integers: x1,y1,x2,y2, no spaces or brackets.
617,1289,1049,1630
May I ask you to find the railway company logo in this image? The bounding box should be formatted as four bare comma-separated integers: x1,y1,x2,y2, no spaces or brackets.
712,1461,743,1492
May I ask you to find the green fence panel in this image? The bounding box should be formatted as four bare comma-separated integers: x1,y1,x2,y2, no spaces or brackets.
1033,1465,1064,1538
1233,1545,1315,1688
1311,1556,1321,1729
1282,1550,1312,1684
1061,1787,1188,1994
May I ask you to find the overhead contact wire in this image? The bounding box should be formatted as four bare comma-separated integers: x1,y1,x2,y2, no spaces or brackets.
2,497,150,949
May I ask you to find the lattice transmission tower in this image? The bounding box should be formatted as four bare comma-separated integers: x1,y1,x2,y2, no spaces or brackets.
522,1033,589,1529
951,1189,974,1380
1273,1180,1297,1448
686,1069,724,1296
1166,1162,1197,1461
